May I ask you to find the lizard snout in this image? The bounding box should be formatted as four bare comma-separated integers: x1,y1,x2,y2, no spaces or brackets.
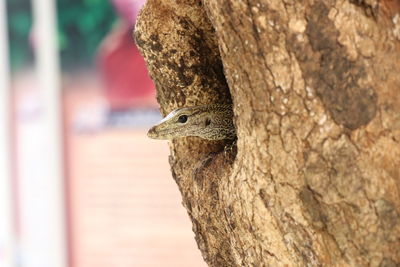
147,126,158,139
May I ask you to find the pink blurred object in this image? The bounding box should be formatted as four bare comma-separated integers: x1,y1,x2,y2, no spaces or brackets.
98,0,156,110
111,0,146,25
98,22,156,110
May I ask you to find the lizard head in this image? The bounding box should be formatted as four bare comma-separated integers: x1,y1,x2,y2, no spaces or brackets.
148,104,235,140
147,106,211,140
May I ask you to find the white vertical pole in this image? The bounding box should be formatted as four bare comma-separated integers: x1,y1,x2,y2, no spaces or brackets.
0,0,15,267
29,0,67,266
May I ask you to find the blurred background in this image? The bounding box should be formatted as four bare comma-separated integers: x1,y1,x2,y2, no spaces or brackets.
0,0,206,266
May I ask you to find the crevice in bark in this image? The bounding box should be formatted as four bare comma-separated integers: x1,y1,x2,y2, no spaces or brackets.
349,0,379,17
135,0,239,265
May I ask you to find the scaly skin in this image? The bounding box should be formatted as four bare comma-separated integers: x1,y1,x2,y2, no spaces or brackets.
147,104,236,140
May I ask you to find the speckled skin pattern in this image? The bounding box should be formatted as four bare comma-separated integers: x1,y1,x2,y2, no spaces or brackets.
147,104,236,140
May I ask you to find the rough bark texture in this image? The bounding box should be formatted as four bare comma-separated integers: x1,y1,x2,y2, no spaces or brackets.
135,0,400,266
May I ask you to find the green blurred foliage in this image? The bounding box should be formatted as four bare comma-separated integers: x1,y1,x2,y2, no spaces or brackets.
57,0,117,68
7,0,117,70
7,0,33,70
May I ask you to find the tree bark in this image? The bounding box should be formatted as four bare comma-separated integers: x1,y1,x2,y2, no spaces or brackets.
135,0,400,266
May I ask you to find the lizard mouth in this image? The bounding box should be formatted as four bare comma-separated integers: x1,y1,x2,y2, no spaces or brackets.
147,125,185,140
147,125,175,139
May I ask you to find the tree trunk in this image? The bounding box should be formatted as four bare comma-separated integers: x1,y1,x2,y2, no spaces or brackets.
135,0,400,266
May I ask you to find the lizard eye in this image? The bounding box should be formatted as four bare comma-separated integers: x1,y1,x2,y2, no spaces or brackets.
177,115,188,123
